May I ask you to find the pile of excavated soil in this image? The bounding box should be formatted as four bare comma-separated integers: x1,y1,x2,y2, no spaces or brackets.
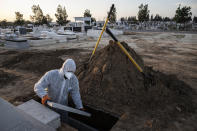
76,41,197,128
0,70,16,87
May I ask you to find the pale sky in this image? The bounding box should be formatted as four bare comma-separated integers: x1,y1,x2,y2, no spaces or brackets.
0,0,197,22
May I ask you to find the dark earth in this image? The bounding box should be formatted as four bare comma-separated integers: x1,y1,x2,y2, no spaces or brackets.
77,41,197,130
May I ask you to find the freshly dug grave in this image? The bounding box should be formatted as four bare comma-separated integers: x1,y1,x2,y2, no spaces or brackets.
2,52,63,74
1,49,87,74
0,48,88,105
1,51,65,74
0,70,17,87
76,41,197,129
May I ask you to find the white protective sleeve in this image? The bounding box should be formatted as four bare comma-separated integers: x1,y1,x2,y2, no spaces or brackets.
34,72,49,98
70,77,83,109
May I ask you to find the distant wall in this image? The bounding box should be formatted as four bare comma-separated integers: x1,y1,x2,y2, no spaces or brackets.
87,29,123,38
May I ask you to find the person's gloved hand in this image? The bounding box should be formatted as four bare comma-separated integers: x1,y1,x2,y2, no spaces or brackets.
42,95,51,105
80,108,85,111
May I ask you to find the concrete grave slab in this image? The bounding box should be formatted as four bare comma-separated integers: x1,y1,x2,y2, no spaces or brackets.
17,99,61,129
0,97,55,131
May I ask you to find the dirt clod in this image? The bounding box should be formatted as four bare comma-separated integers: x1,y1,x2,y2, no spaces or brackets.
0,70,17,87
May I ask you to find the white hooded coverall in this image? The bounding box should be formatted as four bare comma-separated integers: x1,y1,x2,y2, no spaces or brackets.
34,59,83,109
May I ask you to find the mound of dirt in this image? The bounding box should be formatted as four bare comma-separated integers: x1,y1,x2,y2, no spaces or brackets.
76,41,197,128
2,52,64,74
0,70,16,87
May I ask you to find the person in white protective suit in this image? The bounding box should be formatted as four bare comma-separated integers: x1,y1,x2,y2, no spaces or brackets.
34,59,84,121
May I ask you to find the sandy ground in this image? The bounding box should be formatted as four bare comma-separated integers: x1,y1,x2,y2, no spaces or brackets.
0,31,197,130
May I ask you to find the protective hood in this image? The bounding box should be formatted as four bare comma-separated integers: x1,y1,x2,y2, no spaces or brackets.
60,59,76,79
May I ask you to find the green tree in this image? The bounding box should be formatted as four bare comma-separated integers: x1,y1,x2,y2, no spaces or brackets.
120,17,126,22
24,20,32,26
0,19,7,28
14,12,25,26
120,17,127,24
154,14,163,21
30,5,45,25
193,16,197,23
46,14,53,23
138,4,150,22
91,17,96,23
41,16,48,25
108,5,117,23
151,14,154,21
84,9,91,17
163,17,171,22
55,5,69,25
83,9,96,24
174,4,192,24
128,16,137,23
30,5,53,25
